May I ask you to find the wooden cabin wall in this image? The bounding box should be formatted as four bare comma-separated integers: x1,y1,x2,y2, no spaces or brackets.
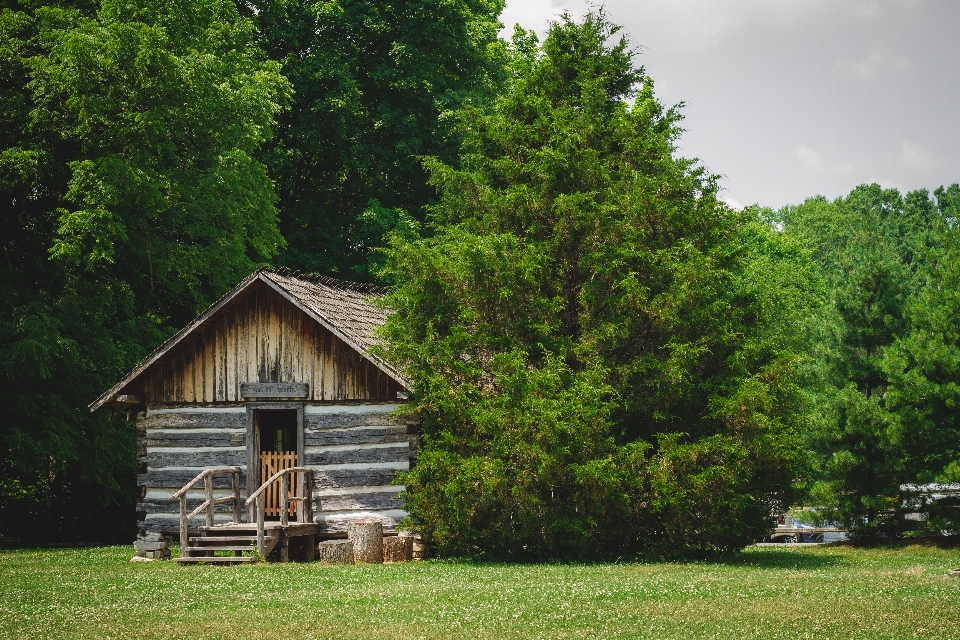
137,403,418,535
137,407,249,532
304,404,417,534
135,286,403,403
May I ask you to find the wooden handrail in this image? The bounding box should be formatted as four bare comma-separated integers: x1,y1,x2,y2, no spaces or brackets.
170,467,240,500
245,466,313,558
245,467,309,505
170,467,243,559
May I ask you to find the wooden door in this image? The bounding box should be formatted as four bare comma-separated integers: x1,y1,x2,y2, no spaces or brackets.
260,451,297,517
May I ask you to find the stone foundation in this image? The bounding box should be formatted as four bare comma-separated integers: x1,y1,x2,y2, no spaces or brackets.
133,531,171,560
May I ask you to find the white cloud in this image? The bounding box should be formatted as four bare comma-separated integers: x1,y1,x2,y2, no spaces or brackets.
795,144,855,174
720,195,743,210
501,0,928,49
621,0,831,51
843,0,924,19
796,144,825,172
499,0,581,36
831,162,854,174
899,140,939,172
501,0,838,50
837,49,909,80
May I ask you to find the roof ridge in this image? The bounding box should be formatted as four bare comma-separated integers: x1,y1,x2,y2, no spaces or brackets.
269,266,391,296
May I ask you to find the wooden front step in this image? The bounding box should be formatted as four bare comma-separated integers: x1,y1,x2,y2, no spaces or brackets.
179,530,282,564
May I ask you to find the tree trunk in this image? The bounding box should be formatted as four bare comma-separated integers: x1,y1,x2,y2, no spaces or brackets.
317,540,355,565
347,520,383,564
383,535,412,563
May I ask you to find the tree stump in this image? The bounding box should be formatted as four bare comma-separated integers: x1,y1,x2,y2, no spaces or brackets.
383,535,413,563
317,540,355,565
347,520,383,564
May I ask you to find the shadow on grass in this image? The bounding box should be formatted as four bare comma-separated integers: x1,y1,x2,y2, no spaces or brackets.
714,549,845,570
436,546,846,571
844,535,960,550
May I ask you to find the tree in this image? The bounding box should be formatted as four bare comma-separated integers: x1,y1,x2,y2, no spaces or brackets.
0,0,289,540
881,185,960,531
778,184,942,537
381,13,816,559
240,0,507,280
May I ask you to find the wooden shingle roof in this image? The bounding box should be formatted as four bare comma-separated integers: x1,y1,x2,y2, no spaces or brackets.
89,268,404,412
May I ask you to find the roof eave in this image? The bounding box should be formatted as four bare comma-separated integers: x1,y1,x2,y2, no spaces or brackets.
88,269,270,413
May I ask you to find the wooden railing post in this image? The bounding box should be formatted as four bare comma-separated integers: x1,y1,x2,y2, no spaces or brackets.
256,494,265,558
296,470,303,523
231,471,241,524
306,470,314,523
179,495,189,558
204,474,215,529
170,467,242,557
280,472,290,527
297,470,313,523
243,466,309,561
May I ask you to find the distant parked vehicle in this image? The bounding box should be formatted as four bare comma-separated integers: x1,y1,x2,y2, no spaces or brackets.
769,526,824,544
768,513,846,543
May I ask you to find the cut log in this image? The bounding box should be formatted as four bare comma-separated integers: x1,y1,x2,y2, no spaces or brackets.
347,520,383,564
382,535,412,563
317,540,355,565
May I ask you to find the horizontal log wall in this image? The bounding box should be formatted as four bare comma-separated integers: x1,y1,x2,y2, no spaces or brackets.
136,281,404,403
138,408,249,534
304,405,415,534
138,404,417,535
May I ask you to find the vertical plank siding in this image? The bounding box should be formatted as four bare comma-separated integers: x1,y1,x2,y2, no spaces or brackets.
136,286,403,403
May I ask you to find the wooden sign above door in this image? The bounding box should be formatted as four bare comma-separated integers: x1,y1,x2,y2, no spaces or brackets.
240,383,309,399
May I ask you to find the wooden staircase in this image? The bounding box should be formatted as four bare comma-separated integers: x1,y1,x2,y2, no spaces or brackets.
170,467,317,565
174,524,279,565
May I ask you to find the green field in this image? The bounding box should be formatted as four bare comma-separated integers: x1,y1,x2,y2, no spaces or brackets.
1,543,958,639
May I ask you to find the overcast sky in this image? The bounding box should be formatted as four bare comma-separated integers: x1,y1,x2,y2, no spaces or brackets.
499,0,960,210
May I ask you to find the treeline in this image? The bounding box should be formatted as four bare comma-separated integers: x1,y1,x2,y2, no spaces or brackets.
1,3,957,553
775,184,960,538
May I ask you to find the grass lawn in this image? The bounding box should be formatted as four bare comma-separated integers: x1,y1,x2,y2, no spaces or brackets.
1,543,958,639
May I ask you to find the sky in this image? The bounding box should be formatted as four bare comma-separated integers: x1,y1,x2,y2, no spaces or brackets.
499,0,960,210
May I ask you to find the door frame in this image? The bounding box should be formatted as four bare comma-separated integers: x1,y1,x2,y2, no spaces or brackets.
245,402,305,517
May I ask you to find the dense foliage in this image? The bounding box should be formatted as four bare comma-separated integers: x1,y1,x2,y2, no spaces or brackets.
242,0,507,280
380,13,820,559
0,0,289,541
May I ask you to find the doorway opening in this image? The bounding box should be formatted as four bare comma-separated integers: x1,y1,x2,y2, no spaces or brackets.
255,409,298,519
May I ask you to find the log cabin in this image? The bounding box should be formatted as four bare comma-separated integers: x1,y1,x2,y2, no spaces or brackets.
90,268,416,561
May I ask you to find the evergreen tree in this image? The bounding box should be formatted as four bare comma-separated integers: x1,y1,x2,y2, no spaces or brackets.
882,184,960,530
779,184,942,536
381,13,817,559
